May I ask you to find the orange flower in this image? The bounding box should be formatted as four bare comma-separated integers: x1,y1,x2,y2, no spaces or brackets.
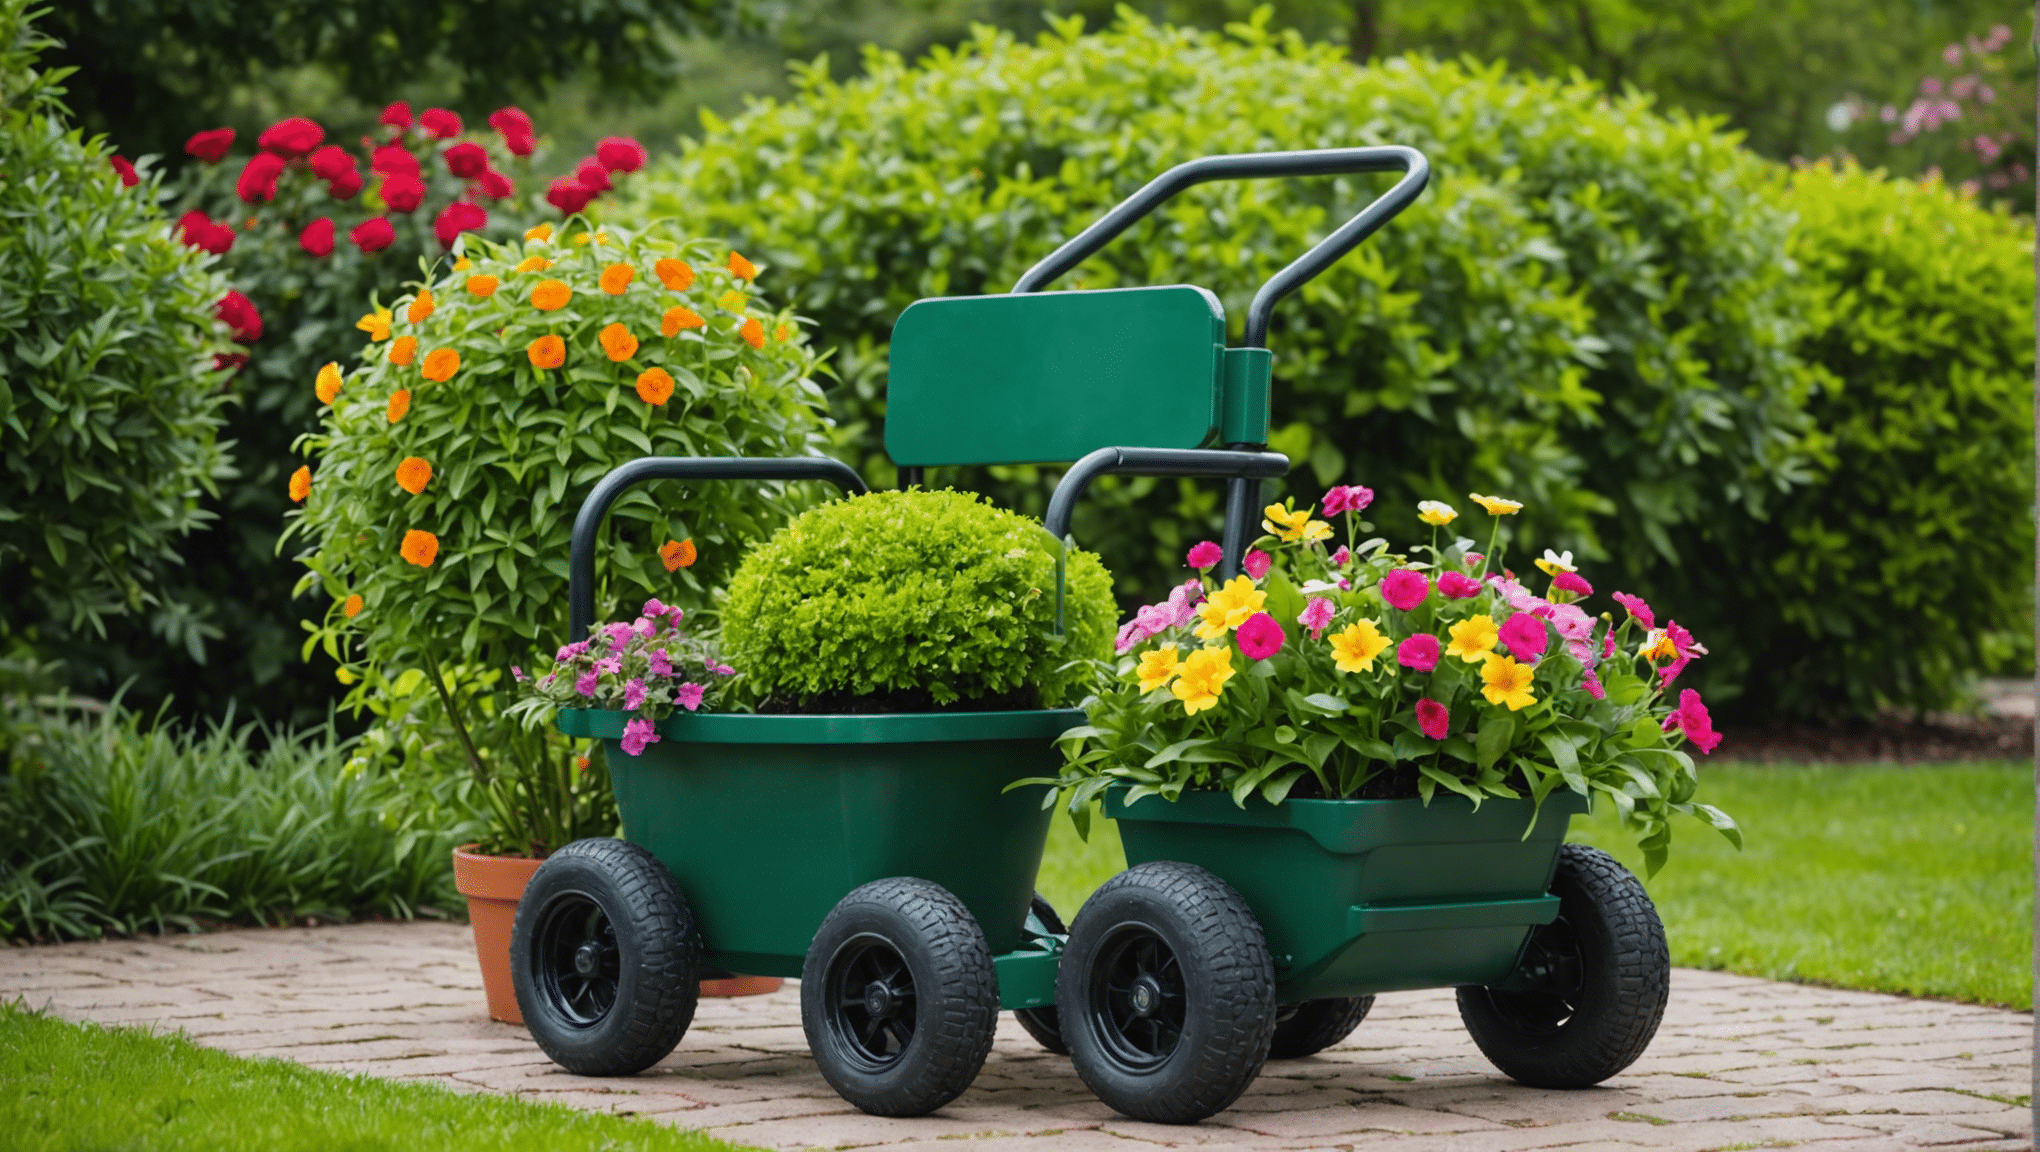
288,465,311,503
386,335,418,366
636,367,675,406
524,223,553,242
342,593,364,618
400,529,439,567
530,279,571,310
654,258,695,291
406,289,434,325
727,250,757,281
395,456,432,495
599,322,638,362
774,322,793,343
514,255,552,273
740,317,764,349
662,306,705,336
466,275,499,297
528,334,565,369
315,362,343,404
356,309,392,341
387,389,411,423
659,539,696,571
421,347,460,382
599,262,635,294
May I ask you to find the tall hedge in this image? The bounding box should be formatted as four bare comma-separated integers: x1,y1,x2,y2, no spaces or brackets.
0,0,235,679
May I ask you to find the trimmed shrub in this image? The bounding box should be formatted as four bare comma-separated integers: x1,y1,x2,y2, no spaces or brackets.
0,0,235,671
722,490,1115,709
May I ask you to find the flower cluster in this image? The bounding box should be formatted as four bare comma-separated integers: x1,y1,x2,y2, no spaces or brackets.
519,599,737,756
543,135,650,215
1830,22,2031,200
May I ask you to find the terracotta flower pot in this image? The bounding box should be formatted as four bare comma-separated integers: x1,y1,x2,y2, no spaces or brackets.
452,845,783,1024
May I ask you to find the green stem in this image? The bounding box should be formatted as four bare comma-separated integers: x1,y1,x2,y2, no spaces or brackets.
422,647,489,786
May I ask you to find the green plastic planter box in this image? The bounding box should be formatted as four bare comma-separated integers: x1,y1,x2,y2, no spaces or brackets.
556,707,1081,1009
1105,787,1592,1002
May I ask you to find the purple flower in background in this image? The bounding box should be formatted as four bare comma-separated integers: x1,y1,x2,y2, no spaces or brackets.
677,683,706,711
648,649,674,677
1320,484,1374,515
624,678,647,710
575,670,599,697
1551,570,1592,597
620,716,661,756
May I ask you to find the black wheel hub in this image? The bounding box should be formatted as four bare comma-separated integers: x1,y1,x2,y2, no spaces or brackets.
532,891,620,1028
1090,926,1185,1070
827,935,918,1072
1489,915,1587,1036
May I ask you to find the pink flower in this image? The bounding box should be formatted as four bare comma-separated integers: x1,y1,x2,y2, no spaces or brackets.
1397,633,1440,673
603,622,635,649
1243,550,1272,580
326,168,363,200
710,662,736,676
648,649,674,677
1236,612,1286,660
1552,570,1592,597
596,657,622,676
1612,591,1655,631
1437,571,1481,599
1462,552,1483,568
1498,613,1549,660
309,145,355,182
1330,546,1351,567
642,598,668,617
623,678,647,710
1381,569,1429,611
1602,631,1616,659
575,670,599,697
1415,698,1449,740
1320,484,1374,515
1185,540,1223,570
1299,597,1335,639
478,169,515,200
620,716,661,756
555,641,590,661
511,665,525,681
632,617,656,639
350,217,395,253
1549,603,1594,645
546,177,597,214
1661,689,1722,754
1658,621,1700,686
677,683,706,711
1583,669,1606,700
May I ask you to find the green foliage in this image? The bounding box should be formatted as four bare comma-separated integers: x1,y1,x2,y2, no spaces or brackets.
0,699,465,942
0,0,236,671
723,490,1115,708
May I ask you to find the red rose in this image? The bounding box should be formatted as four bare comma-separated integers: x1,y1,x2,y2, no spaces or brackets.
177,212,235,256
477,169,514,199
573,157,611,193
108,155,138,187
379,102,412,130
185,127,235,164
308,145,355,182
595,136,646,174
488,106,535,155
370,144,420,179
443,141,489,179
299,216,335,258
257,117,324,158
326,168,363,200
350,216,396,253
236,152,285,203
434,201,487,249
380,173,426,213
419,108,462,139
213,351,249,373
215,291,263,344
545,176,596,214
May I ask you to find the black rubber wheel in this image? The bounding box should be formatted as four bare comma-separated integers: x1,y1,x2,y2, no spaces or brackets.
1457,843,1670,1088
1012,893,1069,1055
510,838,699,1076
1059,861,1275,1124
1266,996,1374,1059
801,877,999,1117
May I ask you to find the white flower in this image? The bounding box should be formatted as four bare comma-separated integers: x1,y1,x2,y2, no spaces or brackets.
1535,549,1577,575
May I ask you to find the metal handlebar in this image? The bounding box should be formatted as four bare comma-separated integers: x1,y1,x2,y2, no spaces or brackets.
1011,146,1431,348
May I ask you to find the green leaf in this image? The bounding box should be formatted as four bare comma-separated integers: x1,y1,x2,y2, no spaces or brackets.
1475,716,1516,770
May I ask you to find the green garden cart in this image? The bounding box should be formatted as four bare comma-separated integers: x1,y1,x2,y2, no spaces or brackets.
512,144,1671,1124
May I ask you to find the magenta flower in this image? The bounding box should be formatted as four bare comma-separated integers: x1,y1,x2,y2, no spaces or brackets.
1381,568,1429,611
597,657,622,675
648,649,673,677
555,640,590,661
1661,688,1722,754
1299,597,1335,639
677,683,706,711
1330,545,1352,567
1551,570,1592,597
603,622,635,649
1320,484,1374,515
510,665,525,681
1498,613,1549,660
1550,604,1593,644
623,678,647,710
1612,591,1655,631
574,670,599,697
1583,668,1606,700
1236,612,1286,660
710,662,736,676
1414,698,1449,740
1243,550,1272,580
642,598,668,618
632,616,657,638
1602,631,1617,659
1398,633,1440,673
1658,621,1699,686
1463,552,1483,568
1185,540,1223,570
620,716,661,756
1437,571,1481,600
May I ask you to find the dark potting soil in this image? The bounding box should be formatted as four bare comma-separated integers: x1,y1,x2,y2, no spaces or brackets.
756,685,1042,715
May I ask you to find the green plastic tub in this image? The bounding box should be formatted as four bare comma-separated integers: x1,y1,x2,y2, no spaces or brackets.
1105,787,1592,1002
556,707,1079,1007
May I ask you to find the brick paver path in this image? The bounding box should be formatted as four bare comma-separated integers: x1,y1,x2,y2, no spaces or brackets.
4,922,2031,1150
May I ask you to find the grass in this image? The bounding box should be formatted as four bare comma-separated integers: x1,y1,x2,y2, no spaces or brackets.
0,1004,754,1152
1033,761,2033,1009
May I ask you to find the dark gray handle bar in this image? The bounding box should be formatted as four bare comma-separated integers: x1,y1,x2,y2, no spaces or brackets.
568,456,867,644
1012,146,1431,348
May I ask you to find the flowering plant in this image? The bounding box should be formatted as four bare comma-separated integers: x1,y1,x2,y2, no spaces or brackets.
1043,487,1740,874
510,598,738,757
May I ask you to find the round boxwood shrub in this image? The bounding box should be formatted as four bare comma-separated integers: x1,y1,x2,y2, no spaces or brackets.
722,490,1115,710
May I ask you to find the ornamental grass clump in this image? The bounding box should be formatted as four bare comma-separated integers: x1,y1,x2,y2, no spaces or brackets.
1047,487,1739,875
721,490,1115,711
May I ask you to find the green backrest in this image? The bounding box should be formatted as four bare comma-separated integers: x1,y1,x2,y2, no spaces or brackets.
887,285,1263,467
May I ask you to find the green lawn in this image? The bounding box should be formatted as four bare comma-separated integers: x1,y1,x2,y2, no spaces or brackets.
1034,761,2034,1009
0,1006,754,1152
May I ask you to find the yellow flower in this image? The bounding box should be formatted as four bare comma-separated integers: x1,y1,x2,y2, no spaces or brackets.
1170,646,1234,715
1469,492,1523,515
1446,614,1499,663
1480,653,1537,710
1193,575,1266,640
452,256,471,272
1329,620,1391,673
405,289,434,325
1261,502,1315,542
1136,644,1182,693
355,308,392,342
716,288,747,314
1640,628,1678,662
314,362,343,404
514,255,552,273
1534,549,1577,576
1418,500,1457,526
524,223,553,242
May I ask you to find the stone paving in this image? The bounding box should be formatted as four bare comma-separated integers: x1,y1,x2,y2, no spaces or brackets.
2,921,2031,1151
